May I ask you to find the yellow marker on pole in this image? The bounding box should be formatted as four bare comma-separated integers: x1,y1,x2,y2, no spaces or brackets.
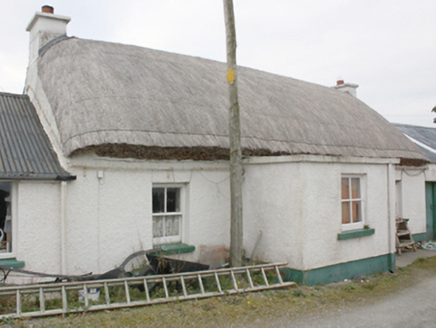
227,69,235,83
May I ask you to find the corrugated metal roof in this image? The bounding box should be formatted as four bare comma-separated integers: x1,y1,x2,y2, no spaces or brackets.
394,124,436,163
0,92,74,180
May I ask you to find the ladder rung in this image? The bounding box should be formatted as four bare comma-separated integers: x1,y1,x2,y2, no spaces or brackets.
124,280,131,304
143,278,150,302
83,284,89,307
39,288,45,313
162,277,169,298
244,268,253,288
274,265,284,285
62,286,67,312
230,270,238,291
214,272,223,293
261,267,269,287
180,276,188,297
104,282,111,305
198,274,205,295
16,290,22,316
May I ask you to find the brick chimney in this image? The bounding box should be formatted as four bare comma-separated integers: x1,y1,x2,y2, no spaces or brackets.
26,6,71,64
333,80,359,98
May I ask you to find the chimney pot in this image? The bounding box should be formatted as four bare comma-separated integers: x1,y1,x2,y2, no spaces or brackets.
41,5,54,14
337,80,344,86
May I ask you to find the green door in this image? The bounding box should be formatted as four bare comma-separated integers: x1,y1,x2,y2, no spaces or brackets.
425,182,436,240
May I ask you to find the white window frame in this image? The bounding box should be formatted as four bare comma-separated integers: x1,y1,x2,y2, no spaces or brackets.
152,185,184,245
0,181,16,259
341,175,365,231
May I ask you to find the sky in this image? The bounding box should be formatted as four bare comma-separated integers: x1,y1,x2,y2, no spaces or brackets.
1,0,435,127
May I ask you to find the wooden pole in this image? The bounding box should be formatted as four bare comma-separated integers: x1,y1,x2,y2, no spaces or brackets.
223,0,243,267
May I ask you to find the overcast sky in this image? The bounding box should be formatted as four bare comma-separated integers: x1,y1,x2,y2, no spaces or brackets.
1,1,435,127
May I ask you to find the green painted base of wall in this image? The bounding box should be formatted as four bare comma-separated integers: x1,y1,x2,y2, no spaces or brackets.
288,253,396,286
412,233,427,242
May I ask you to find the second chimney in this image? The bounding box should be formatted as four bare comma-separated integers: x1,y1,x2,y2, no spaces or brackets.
333,80,359,98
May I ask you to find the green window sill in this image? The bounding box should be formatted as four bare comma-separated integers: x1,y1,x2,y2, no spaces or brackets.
338,228,375,240
153,243,195,255
0,258,25,268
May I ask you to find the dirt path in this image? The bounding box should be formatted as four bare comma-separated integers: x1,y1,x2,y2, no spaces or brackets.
292,274,436,327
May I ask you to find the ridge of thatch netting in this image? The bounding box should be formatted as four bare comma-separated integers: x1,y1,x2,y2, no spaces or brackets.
70,144,295,161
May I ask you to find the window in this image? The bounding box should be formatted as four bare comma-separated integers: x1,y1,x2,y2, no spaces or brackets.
0,182,12,254
341,176,364,229
152,186,182,244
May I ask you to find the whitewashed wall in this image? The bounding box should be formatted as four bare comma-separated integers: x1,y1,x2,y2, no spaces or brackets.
395,168,427,235
63,154,231,275
11,154,400,278
14,181,62,282
425,164,436,182
243,156,396,271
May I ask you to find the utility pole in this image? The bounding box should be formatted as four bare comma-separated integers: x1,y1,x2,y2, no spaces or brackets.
223,0,243,267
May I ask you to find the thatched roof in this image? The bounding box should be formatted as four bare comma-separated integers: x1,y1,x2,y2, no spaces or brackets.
37,37,427,164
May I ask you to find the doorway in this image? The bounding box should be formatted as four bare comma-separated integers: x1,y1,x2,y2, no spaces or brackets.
425,182,436,241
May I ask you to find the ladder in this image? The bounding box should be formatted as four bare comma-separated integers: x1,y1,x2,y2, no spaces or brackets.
396,218,416,255
0,262,295,319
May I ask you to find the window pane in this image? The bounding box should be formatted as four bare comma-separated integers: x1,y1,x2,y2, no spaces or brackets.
166,188,180,213
165,215,180,236
352,201,362,223
153,217,164,237
341,202,351,224
152,188,165,213
351,178,361,199
341,178,349,199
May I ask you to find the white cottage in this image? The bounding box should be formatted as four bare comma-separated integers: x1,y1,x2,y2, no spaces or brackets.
1,6,429,285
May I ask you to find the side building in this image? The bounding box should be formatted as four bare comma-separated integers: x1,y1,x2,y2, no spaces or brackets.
394,124,436,243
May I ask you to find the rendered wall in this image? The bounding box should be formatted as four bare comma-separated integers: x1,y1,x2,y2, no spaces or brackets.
10,154,398,284
395,168,427,235
425,164,436,182
63,154,231,275
14,181,62,283
243,156,395,275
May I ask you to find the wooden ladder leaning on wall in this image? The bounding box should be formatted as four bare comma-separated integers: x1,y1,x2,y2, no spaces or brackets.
396,218,416,255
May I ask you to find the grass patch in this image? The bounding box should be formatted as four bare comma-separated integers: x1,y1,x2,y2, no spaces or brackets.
3,256,436,327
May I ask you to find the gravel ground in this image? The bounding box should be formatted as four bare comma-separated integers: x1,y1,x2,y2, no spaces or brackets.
291,272,436,327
